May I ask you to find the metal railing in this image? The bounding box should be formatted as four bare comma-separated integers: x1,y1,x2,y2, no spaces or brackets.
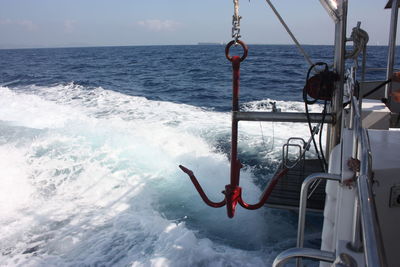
273,248,335,267
282,137,306,169
350,95,387,266
233,111,334,124
296,173,341,267
271,173,341,267
272,96,387,267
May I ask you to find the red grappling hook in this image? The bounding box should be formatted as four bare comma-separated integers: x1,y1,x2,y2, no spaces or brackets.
179,40,288,218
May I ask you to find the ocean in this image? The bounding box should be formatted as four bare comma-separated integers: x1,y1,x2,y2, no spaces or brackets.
0,44,392,266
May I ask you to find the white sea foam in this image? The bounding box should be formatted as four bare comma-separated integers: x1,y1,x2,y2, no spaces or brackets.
0,84,320,266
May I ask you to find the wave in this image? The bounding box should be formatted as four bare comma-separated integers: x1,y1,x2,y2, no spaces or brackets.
0,83,320,266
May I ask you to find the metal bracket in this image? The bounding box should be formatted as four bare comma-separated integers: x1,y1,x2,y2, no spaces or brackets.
390,185,400,207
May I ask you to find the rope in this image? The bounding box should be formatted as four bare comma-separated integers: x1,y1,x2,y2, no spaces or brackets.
346,22,369,67
233,0,239,19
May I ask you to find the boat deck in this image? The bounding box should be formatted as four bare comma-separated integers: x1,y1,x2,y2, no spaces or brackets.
265,159,326,212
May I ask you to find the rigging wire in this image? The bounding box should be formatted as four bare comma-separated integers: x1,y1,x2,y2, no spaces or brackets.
264,0,314,67
259,121,275,155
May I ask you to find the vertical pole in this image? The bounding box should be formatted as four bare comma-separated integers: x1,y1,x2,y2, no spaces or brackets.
385,0,399,102
349,127,363,251
359,45,367,111
296,173,341,267
328,0,348,156
349,197,363,251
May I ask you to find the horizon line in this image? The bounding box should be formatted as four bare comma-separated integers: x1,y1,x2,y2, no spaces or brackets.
0,43,389,51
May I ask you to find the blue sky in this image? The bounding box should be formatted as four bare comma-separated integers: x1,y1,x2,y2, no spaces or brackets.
0,0,395,48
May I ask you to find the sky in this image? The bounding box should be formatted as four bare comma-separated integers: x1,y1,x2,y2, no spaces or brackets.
0,0,395,49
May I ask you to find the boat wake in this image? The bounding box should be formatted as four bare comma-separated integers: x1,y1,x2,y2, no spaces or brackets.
0,83,321,266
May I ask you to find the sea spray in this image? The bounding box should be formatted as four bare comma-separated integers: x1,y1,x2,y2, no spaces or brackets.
0,84,311,266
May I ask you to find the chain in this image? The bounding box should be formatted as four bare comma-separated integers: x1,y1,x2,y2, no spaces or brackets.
232,0,241,43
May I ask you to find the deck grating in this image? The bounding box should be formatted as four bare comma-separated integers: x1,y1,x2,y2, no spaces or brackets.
265,159,326,212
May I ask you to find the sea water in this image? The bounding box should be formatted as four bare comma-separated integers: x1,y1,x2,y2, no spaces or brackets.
0,45,391,266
